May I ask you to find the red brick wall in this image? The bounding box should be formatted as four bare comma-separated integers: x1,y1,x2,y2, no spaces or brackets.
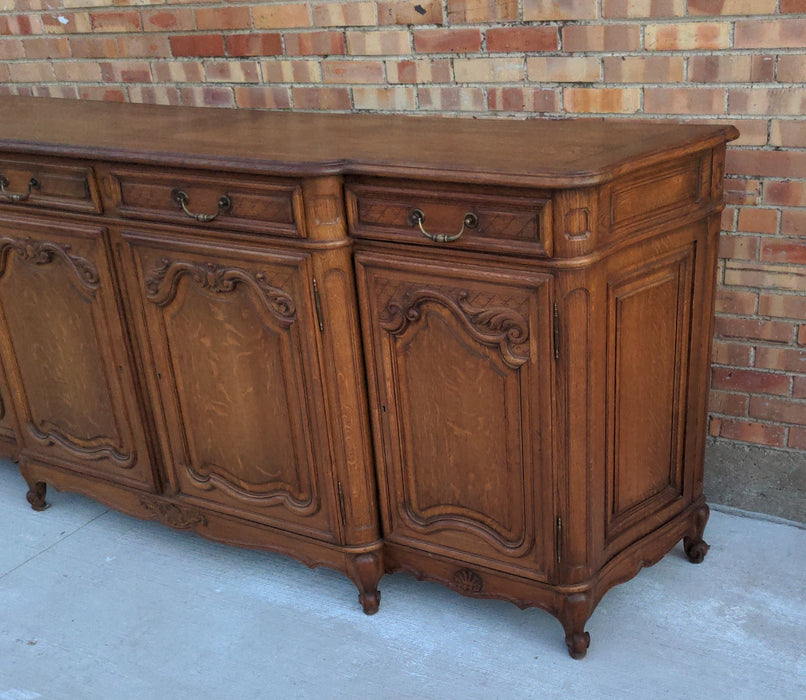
1,1,805,454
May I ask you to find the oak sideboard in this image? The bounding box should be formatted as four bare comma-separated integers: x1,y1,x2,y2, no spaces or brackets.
0,96,737,658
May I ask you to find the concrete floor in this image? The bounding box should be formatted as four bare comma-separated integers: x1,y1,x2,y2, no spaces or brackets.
1,458,804,700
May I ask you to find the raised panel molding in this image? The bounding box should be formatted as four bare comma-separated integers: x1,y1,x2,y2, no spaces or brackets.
0,235,99,291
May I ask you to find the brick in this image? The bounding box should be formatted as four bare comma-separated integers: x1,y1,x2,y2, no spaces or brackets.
736,208,778,234
780,0,806,11
727,149,806,180
712,340,753,367
688,55,774,83
799,325,806,346
447,0,519,22
284,31,345,56
1,14,43,35
292,86,352,110
487,87,559,112
724,261,806,292
179,86,235,109
346,30,411,55
0,64,8,83
118,36,171,59
22,37,71,59
563,25,641,52
0,39,25,60
413,29,482,53
487,27,559,53
782,210,806,237
778,56,806,84
758,293,806,320
712,367,790,396
312,2,377,27
42,12,91,34
53,61,103,83
100,60,152,84
68,36,119,59
735,20,806,49
170,35,225,58
603,56,684,83
253,3,312,29
645,23,730,51
749,396,806,426
88,11,141,34
8,62,55,83
454,58,524,83
261,60,322,84
755,346,806,373
645,88,725,115
714,317,793,343
378,0,443,25
715,289,757,315
77,87,126,103
711,418,786,446
352,86,417,110
602,0,685,17
152,61,205,84
418,86,486,112
196,7,251,31
725,178,760,206
794,376,806,399
128,86,182,106
788,426,806,450
564,88,641,114
204,61,260,84
387,59,451,84
764,181,806,207
225,34,283,58
729,120,768,148
688,0,777,13
729,88,806,116
708,390,748,417
234,86,292,109
524,0,598,20
761,240,806,265
721,206,737,231
528,57,600,83
321,60,385,84
142,9,195,32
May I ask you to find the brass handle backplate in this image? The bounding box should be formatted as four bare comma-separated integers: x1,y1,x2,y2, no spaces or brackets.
409,208,478,243
172,189,232,223
0,176,40,203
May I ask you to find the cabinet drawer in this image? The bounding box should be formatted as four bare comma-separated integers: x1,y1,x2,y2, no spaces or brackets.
0,155,101,214
106,166,305,238
346,179,552,257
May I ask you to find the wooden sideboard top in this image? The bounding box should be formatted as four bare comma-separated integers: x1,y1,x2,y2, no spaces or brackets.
0,96,738,188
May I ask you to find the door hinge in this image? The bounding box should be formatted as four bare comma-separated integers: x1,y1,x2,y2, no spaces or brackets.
312,277,324,332
337,480,347,528
552,303,560,361
556,516,563,564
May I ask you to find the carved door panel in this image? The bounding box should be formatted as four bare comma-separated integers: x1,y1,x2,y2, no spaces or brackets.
0,216,155,489
356,252,555,581
122,232,338,542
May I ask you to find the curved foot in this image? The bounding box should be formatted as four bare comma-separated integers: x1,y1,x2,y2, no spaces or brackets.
565,631,591,659
346,551,383,616
26,481,49,511
683,502,710,563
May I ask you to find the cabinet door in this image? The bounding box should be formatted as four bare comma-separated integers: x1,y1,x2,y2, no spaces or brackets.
122,232,338,542
0,217,155,489
0,356,16,452
356,252,555,581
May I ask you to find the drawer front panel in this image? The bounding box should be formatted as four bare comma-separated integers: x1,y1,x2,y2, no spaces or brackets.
107,166,305,237
346,180,552,256
0,156,101,214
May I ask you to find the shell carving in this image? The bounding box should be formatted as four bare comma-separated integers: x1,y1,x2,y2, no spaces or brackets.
452,568,483,593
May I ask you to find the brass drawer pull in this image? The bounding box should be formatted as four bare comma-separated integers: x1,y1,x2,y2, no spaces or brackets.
410,208,478,243
172,189,232,223
0,176,40,202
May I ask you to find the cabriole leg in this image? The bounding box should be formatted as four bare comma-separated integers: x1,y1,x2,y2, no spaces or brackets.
683,502,710,564
346,551,383,615
25,480,49,512
558,592,593,659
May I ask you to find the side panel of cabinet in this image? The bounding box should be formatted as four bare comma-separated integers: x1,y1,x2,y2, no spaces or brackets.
0,216,156,489
120,230,338,542
0,355,17,455
356,251,555,581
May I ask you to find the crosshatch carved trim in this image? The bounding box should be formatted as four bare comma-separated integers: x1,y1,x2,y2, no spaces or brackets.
145,257,297,324
0,236,99,290
380,288,530,368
